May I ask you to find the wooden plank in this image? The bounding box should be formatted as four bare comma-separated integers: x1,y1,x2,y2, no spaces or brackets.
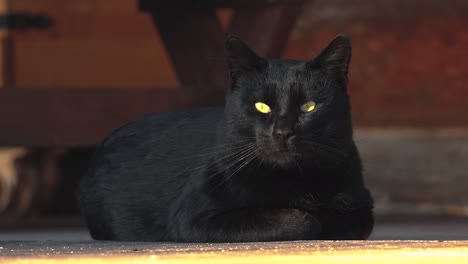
14,39,177,88
228,1,305,58
2,241,468,262
139,0,304,10
146,1,304,88
0,37,14,88
0,88,224,147
0,0,13,88
149,7,227,89
7,0,179,88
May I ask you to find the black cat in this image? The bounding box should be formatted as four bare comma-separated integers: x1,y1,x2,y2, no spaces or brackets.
78,34,374,242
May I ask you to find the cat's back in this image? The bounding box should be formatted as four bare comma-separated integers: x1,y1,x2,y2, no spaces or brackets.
90,107,223,176
78,107,223,240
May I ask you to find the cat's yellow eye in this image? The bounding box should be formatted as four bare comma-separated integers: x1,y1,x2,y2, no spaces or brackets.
255,102,271,114
300,101,316,113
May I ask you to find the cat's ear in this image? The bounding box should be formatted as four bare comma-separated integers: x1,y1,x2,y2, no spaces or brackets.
225,35,266,74
315,34,352,81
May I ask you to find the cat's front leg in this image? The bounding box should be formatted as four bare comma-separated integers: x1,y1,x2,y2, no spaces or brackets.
318,191,374,239
318,207,374,239
171,208,321,242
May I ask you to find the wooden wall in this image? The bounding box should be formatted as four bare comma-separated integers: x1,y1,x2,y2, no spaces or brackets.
285,0,468,127
1,0,467,126
2,0,177,88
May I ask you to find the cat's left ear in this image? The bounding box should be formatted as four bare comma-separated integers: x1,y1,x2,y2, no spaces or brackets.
225,35,266,74
314,34,352,82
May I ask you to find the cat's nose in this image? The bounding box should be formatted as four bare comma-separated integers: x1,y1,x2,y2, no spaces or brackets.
273,128,295,140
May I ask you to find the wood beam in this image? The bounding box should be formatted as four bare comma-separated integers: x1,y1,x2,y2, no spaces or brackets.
0,88,224,147
139,0,305,9
148,7,228,89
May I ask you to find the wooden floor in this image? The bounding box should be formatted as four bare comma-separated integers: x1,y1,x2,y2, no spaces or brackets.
1,216,468,263
1,240,468,263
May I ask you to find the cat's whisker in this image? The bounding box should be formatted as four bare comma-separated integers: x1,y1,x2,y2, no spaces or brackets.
215,145,258,170
216,148,261,188
312,143,345,155
198,140,253,153
301,140,347,157
190,144,257,173
202,138,257,149
165,139,256,162
205,144,260,178
216,145,259,172
170,143,252,178
228,148,261,174
199,142,259,180
174,141,256,171
303,134,349,144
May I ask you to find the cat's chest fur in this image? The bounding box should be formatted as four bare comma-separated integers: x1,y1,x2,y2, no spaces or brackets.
203,158,339,209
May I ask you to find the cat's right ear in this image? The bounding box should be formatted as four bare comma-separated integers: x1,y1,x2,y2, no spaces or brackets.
225,35,266,75
312,34,352,82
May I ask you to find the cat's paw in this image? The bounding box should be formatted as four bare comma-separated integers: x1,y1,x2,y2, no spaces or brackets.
330,191,373,214
330,193,353,213
277,209,321,238
291,193,321,214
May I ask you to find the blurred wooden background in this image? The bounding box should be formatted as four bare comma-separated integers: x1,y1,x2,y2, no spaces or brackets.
1,0,467,126
0,0,467,220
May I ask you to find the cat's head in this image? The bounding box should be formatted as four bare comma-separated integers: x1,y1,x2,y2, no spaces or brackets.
224,34,354,169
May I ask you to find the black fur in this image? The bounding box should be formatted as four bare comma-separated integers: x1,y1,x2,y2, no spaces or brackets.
78,34,374,242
